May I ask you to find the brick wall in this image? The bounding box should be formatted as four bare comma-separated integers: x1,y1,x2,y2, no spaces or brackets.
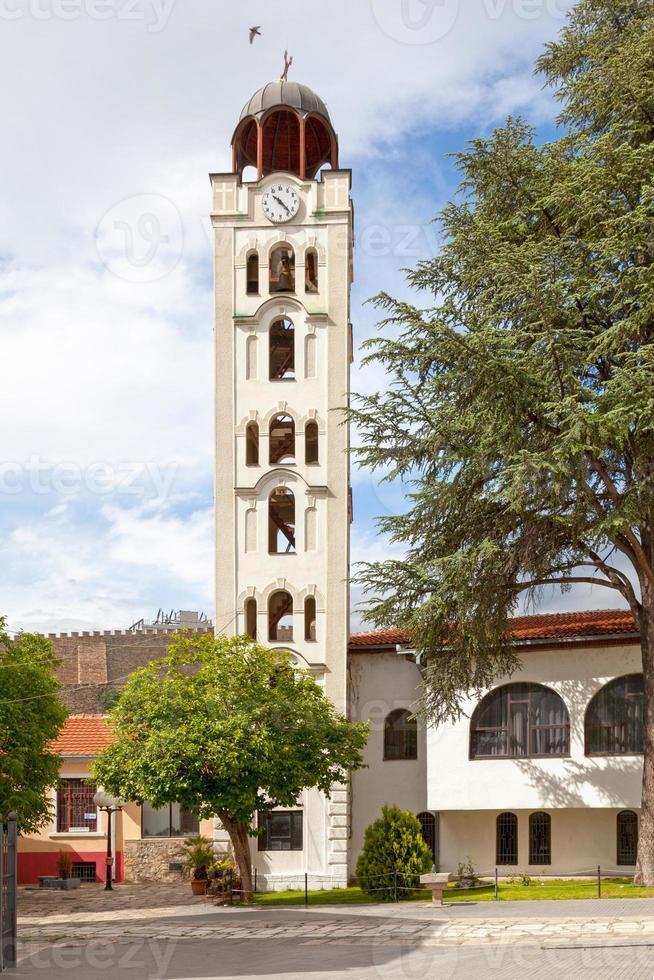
48,628,213,713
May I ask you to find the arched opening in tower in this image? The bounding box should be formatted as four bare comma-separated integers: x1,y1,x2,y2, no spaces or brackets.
261,110,301,175
268,487,296,553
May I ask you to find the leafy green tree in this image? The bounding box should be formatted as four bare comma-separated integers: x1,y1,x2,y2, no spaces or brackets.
349,0,654,882
0,620,68,831
356,805,432,900
93,632,368,899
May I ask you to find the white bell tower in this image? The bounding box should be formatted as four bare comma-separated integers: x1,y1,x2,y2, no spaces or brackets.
211,77,352,889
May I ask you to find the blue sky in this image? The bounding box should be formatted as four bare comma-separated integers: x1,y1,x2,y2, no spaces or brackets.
0,0,624,633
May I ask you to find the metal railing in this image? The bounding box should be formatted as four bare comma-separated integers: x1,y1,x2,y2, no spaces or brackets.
0,814,17,972
211,869,425,906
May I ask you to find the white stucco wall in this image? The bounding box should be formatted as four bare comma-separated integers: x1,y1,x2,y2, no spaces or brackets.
439,807,640,877
427,641,643,813
348,650,429,874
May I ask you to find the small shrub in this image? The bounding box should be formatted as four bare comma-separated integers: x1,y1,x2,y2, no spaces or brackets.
507,871,532,887
454,856,481,888
57,851,73,880
355,804,432,901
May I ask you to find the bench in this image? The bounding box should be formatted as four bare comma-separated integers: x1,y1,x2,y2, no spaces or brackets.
420,872,452,905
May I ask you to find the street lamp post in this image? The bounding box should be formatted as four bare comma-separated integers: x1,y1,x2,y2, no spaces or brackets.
93,791,124,891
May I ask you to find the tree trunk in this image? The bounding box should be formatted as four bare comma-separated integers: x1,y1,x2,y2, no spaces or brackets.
635,589,654,884
218,812,254,902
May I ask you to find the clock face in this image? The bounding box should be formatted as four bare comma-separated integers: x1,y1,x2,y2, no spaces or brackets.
262,184,300,223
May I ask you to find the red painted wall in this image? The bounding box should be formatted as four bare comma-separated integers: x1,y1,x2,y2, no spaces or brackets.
18,850,124,885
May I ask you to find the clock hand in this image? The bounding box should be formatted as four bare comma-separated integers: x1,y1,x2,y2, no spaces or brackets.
273,195,291,215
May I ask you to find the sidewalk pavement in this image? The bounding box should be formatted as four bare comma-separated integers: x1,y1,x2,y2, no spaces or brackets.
16,884,654,948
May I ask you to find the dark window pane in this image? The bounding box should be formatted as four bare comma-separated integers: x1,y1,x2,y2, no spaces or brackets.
617,811,638,865
496,812,518,865
472,684,569,759
258,811,302,851
529,812,551,865
509,701,529,756
586,675,644,755
384,709,418,760
418,812,437,864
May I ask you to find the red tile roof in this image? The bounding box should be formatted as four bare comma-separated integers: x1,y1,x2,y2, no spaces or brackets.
51,714,114,756
348,609,638,649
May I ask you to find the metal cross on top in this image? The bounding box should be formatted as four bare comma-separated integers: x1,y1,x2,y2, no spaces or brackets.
281,50,293,82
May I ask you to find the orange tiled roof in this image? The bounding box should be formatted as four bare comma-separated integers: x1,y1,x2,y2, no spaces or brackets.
51,714,114,756
348,609,638,649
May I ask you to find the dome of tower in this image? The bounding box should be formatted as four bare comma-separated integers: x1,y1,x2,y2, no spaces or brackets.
239,80,331,123
232,79,338,180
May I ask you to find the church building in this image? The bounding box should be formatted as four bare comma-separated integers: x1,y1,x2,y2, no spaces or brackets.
14,76,647,889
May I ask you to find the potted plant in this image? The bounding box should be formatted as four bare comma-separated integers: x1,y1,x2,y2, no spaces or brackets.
178,835,214,895
56,851,80,890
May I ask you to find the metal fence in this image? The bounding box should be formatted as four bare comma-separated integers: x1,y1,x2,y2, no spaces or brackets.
0,814,17,972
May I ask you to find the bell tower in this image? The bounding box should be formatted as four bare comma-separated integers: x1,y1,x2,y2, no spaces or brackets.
211,77,353,889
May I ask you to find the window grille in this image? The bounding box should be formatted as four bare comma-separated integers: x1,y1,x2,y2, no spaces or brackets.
617,810,638,865
529,812,551,865
417,812,437,865
56,780,97,833
496,812,518,865
71,862,97,882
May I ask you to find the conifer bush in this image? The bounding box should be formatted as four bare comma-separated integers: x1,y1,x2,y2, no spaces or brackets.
355,804,432,900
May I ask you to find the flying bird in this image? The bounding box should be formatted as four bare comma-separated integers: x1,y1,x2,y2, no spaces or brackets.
249,26,261,44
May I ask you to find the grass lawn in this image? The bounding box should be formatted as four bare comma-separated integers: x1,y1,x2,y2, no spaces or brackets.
254,878,654,906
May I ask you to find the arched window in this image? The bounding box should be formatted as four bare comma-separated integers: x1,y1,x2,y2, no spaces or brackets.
305,249,318,293
269,246,295,293
244,598,257,640
617,810,638,865
269,317,295,380
269,415,295,464
383,708,417,761
246,422,259,465
268,590,293,642
305,421,319,464
496,813,518,865
268,487,296,554
585,674,644,755
529,812,551,865
304,596,316,641
470,683,569,759
417,812,437,865
246,252,259,294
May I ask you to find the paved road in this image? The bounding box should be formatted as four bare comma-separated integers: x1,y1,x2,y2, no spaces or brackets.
13,934,654,979
15,889,654,978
